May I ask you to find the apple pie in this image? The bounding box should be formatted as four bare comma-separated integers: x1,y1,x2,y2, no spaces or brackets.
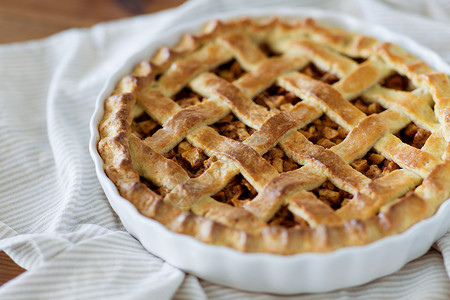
98,17,450,254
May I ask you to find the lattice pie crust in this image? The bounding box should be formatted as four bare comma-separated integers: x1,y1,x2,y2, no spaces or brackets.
98,17,450,254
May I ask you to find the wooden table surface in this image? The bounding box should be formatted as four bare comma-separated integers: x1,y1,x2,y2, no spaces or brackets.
0,0,185,287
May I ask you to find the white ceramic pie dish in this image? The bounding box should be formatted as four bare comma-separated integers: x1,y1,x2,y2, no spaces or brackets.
89,7,450,294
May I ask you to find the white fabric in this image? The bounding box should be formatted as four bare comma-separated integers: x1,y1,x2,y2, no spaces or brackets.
0,0,449,298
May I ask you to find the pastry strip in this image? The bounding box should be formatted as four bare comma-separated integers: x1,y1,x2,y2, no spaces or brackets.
158,43,233,97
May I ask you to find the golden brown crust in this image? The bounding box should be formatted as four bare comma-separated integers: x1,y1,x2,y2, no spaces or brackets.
97,16,450,254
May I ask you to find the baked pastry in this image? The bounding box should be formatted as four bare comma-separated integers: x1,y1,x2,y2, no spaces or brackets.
97,17,450,254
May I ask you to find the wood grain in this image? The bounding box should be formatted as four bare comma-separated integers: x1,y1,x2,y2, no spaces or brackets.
0,251,26,286
0,0,186,44
0,0,185,286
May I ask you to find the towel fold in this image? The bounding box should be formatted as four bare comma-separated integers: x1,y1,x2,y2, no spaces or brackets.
1,0,449,298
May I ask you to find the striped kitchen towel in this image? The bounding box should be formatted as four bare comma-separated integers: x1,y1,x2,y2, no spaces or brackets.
0,0,450,299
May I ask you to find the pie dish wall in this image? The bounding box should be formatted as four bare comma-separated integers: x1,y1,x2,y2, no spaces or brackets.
90,8,450,294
